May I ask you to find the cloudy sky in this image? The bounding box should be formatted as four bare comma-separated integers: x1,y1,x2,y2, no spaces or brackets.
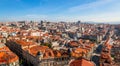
0,0,120,23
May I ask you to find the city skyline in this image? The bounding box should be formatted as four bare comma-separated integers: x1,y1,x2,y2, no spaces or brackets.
0,0,120,23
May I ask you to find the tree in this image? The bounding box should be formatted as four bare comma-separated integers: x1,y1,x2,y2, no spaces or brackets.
41,43,52,48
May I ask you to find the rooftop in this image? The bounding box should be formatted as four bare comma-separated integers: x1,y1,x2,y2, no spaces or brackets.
0,46,19,64
70,58,95,66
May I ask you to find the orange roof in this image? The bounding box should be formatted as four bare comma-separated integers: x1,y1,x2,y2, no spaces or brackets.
29,46,60,58
0,46,10,51
70,58,95,66
100,52,112,64
43,49,54,59
27,36,39,39
43,33,49,37
15,40,35,46
26,36,42,40
0,52,18,64
90,43,95,47
53,50,61,57
72,48,88,57
0,47,19,64
29,46,49,56
75,48,87,54
101,52,109,59
69,41,79,47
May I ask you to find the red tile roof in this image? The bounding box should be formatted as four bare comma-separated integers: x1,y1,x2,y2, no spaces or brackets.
0,47,19,64
70,58,95,66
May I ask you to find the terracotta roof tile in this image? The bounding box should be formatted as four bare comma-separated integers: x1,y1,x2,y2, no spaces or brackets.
0,46,19,64
70,58,95,66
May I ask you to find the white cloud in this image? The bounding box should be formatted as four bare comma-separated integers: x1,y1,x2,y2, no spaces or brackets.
1,12,120,23
85,12,120,22
0,14,48,22
49,10,120,23
69,0,114,12
68,11,120,22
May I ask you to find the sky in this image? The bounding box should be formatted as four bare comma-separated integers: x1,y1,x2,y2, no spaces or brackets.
0,0,120,23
